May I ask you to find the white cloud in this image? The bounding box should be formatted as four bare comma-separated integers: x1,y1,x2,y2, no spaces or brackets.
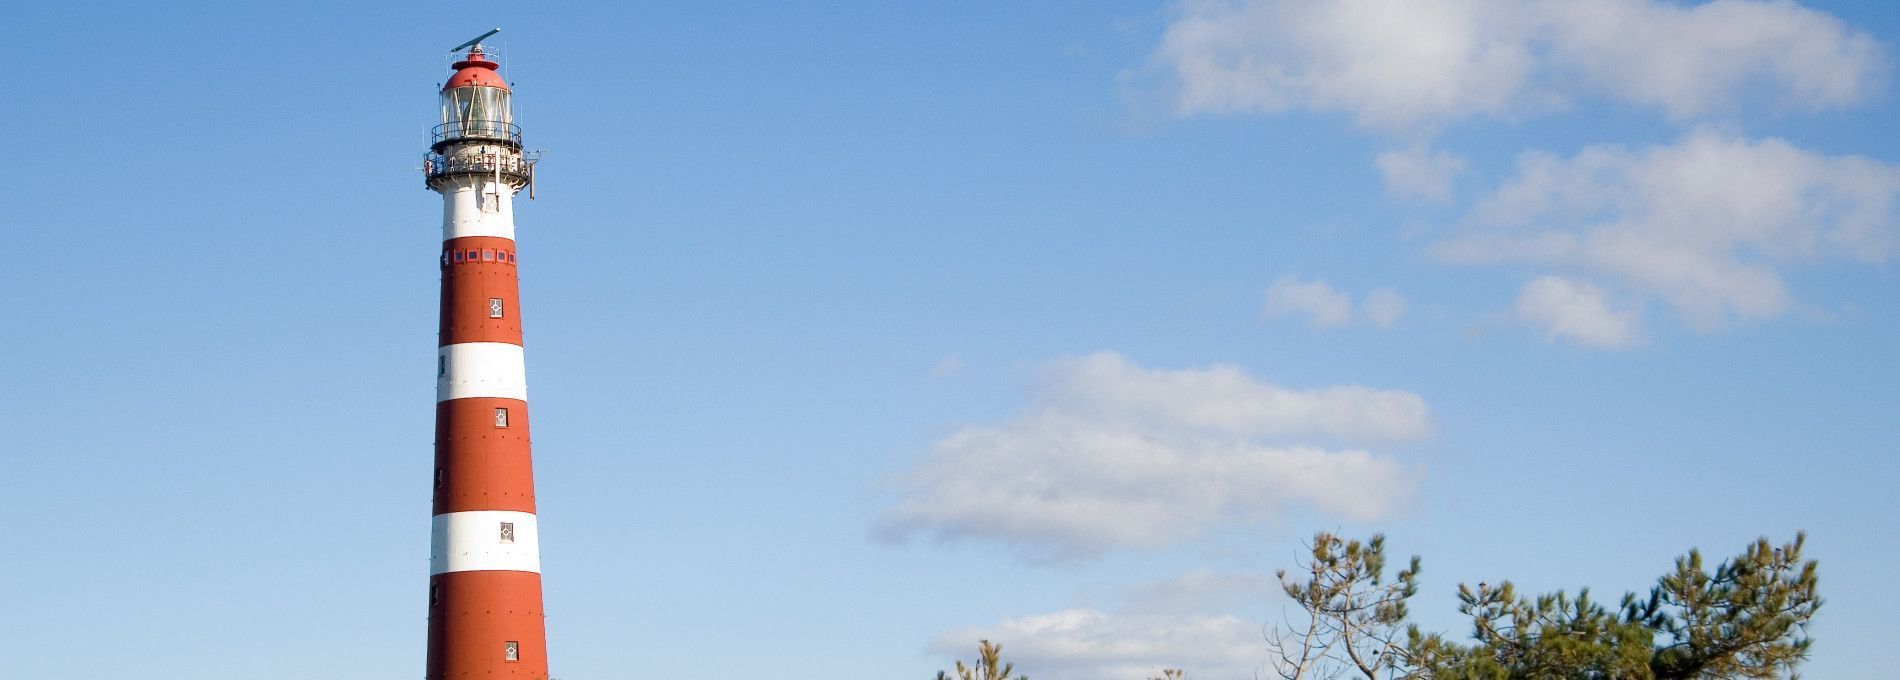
1154,0,1538,129
933,609,1265,680
1362,288,1408,328
1264,276,1410,329
932,572,1275,680
1149,0,1885,131
1539,0,1887,120
1038,352,1431,442
1439,131,1900,331
1377,146,1469,201
1147,2,1891,345
1263,275,1353,327
878,352,1422,559
1515,276,1640,348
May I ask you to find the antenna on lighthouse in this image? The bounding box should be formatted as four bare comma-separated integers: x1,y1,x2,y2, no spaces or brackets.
451,27,502,52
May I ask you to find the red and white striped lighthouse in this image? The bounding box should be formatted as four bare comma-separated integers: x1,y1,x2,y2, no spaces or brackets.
422,30,548,680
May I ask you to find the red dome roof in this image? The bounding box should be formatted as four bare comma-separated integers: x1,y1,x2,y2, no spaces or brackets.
444,49,508,91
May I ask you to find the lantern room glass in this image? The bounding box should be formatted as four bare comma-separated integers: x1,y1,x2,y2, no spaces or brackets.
440,86,513,142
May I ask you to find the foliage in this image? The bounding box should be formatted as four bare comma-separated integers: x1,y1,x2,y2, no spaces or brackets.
1408,533,1820,679
1641,535,1822,679
932,534,1816,680
1267,532,1421,680
936,639,1028,680
1405,584,1655,679
1270,532,1820,680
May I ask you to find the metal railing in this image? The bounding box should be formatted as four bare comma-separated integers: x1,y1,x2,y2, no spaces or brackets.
431,121,523,148
424,152,533,185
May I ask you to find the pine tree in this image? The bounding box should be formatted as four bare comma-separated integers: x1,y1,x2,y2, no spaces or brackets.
935,639,1028,680
1264,532,1821,680
1267,532,1420,679
1404,533,1819,679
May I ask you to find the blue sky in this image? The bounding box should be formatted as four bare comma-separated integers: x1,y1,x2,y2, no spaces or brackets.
3,1,1897,678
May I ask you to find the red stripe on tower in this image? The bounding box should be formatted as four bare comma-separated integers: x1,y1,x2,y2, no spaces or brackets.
422,32,548,680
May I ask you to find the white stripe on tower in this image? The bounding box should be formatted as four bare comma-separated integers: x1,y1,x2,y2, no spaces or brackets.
431,511,542,574
442,180,518,240
436,342,528,401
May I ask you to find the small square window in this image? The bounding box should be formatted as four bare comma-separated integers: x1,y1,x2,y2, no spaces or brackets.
441,251,450,267
499,522,515,543
430,582,441,607
453,250,465,264
482,249,495,262
438,355,447,377
494,407,509,428
467,249,480,261
489,297,505,319
506,252,516,263
504,641,519,662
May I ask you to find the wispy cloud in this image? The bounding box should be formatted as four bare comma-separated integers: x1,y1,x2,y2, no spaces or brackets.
877,352,1422,560
932,571,1276,679
1263,276,1353,327
1363,288,1408,329
1438,131,1900,341
1148,0,1885,132
1264,276,1408,329
1515,276,1640,348
1146,3,1894,347
1377,145,1469,202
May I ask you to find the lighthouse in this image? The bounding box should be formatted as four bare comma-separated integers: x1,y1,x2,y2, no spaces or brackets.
423,30,548,680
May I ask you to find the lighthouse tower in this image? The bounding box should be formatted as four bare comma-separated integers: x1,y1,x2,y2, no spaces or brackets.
423,31,548,680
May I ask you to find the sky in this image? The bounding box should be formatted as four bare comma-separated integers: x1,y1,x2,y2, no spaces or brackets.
3,1,1897,678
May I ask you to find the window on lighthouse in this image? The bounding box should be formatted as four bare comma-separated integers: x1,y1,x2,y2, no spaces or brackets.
466,90,488,130
489,297,505,319
499,522,516,543
442,89,468,127
441,87,512,140
467,90,502,134
504,641,520,662
494,407,509,428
